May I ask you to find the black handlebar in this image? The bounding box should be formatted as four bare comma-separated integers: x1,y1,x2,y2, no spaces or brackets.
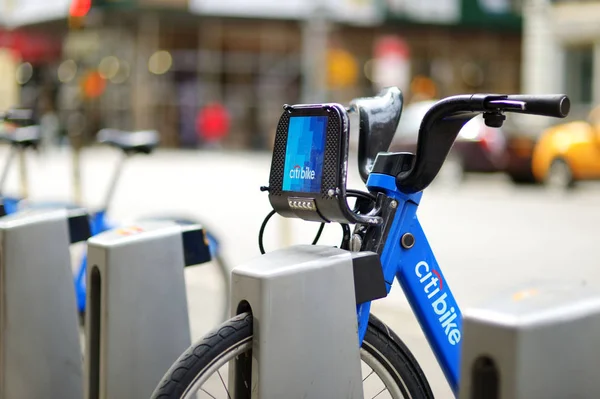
395,93,570,194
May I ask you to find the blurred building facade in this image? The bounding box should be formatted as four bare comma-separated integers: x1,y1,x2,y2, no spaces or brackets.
0,0,523,149
0,0,65,114
521,0,600,131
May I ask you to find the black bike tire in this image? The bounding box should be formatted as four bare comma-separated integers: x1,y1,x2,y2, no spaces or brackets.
151,312,434,398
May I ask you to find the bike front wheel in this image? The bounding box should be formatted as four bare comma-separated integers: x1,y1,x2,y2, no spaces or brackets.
152,312,433,399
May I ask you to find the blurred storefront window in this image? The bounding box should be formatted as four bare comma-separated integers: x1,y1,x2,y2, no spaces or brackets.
2,0,525,149
564,45,594,105
378,0,522,99
521,0,600,128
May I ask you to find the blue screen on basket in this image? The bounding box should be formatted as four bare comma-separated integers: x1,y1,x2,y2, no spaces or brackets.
282,116,328,193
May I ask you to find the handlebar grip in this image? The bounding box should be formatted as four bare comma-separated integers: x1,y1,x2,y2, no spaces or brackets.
506,94,570,118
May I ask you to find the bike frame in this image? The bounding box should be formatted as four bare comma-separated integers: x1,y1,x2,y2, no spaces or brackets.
356,172,462,395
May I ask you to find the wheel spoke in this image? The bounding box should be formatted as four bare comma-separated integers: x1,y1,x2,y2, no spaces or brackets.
201,388,218,399
217,370,232,399
371,387,389,399
362,369,375,382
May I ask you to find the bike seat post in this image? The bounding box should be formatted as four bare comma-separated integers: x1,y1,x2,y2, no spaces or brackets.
71,141,83,206
17,146,29,200
101,151,128,213
0,145,17,196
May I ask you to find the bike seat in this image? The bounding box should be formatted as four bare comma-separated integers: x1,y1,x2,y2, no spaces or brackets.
20,200,82,211
2,108,35,127
350,87,404,183
97,129,160,154
0,125,41,148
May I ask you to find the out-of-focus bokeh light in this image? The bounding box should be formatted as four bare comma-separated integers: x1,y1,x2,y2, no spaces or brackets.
148,50,172,75
80,70,106,98
363,58,376,82
327,48,358,89
458,117,481,140
16,62,33,85
588,104,600,125
110,60,130,84
58,60,78,83
410,75,437,99
98,56,120,80
461,62,484,88
552,130,571,153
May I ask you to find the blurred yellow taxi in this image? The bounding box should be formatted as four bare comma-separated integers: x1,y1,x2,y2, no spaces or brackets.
532,105,600,189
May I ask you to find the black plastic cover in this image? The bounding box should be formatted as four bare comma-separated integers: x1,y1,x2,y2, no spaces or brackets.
181,226,212,266
371,152,415,177
351,251,387,305
67,209,92,244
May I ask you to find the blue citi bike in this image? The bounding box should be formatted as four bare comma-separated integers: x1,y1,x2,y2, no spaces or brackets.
152,88,570,398
0,113,231,324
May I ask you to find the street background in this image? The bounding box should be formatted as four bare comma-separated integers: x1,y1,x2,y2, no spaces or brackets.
2,145,599,397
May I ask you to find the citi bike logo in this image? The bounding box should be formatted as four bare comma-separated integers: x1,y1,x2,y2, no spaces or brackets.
289,165,316,180
415,261,461,345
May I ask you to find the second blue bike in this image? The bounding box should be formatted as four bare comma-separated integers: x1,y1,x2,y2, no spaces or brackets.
0,120,231,324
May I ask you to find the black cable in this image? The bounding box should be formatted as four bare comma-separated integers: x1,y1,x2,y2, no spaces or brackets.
312,223,325,245
340,223,351,250
347,189,377,215
258,210,277,255
258,191,375,254
258,210,326,254
346,189,377,203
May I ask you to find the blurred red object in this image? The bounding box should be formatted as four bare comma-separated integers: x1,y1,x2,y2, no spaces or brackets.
69,0,92,17
196,103,230,143
373,35,410,59
0,30,61,63
372,35,411,92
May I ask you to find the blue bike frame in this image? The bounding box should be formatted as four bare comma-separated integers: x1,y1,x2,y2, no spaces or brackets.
2,197,221,313
356,172,462,394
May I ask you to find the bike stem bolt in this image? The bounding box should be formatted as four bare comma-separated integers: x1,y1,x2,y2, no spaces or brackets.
390,200,398,209
401,233,415,249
